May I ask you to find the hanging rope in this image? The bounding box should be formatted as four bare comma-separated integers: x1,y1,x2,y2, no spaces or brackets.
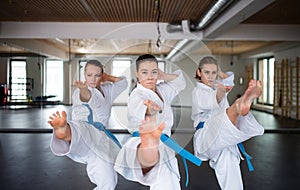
68,39,71,62
148,40,152,53
155,0,161,49
230,40,233,65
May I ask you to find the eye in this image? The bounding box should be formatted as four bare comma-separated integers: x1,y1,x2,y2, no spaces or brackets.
152,70,158,74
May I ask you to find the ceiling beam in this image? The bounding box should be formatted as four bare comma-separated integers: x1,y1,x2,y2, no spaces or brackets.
203,0,275,39
0,39,69,60
214,24,300,41
240,41,300,58
0,22,201,40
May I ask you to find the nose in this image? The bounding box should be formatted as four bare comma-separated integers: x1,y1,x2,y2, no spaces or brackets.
208,73,214,79
147,72,154,79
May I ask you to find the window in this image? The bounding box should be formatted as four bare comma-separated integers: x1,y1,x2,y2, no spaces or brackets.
157,61,165,83
45,60,64,101
10,60,27,100
112,60,131,77
158,61,165,71
257,57,274,105
79,60,87,81
111,59,131,103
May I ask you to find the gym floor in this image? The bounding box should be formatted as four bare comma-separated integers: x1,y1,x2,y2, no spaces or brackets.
0,105,299,190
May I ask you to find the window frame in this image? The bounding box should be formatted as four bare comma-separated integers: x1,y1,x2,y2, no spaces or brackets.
256,56,274,106
9,59,27,101
44,59,64,102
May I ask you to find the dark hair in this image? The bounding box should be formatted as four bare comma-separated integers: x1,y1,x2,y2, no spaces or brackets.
85,60,104,73
195,56,218,80
135,54,158,71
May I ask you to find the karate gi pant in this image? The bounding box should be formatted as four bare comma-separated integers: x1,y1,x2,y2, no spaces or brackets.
50,120,119,190
115,137,181,190
194,111,264,190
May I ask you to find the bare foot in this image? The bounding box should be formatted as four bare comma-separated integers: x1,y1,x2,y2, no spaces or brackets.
48,111,70,140
139,117,164,148
138,117,165,169
239,80,262,116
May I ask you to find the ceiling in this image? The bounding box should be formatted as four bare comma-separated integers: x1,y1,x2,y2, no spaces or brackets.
0,0,300,59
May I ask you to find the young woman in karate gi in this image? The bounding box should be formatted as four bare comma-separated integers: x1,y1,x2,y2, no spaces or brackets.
48,60,128,190
114,54,186,190
191,56,264,190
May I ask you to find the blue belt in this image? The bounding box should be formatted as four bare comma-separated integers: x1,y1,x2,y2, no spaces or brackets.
83,104,122,148
237,143,254,172
196,121,254,172
196,121,205,130
132,131,202,187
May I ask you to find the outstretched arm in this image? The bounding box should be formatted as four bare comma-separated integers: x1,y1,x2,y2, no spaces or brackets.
215,70,233,103
73,80,91,102
48,111,72,142
215,83,228,103
136,99,164,174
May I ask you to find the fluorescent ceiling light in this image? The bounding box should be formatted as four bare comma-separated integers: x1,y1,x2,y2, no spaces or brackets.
165,39,189,60
196,0,232,29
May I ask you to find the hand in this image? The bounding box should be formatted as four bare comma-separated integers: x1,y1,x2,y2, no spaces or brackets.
99,72,109,83
157,69,166,80
225,86,233,92
99,73,121,83
144,100,162,116
157,69,177,81
74,80,88,90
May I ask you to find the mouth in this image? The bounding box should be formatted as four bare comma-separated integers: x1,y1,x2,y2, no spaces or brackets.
146,82,155,86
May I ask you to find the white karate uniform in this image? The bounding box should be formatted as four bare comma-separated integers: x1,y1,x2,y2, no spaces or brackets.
50,77,128,190
115,70,186,190
191,72,264,190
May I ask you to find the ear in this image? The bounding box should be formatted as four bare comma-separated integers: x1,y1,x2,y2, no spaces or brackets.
196,69,201,78
136,71,139,82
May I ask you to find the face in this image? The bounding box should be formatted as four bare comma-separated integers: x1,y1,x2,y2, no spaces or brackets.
197,63,218,87
136,61,158,90
84,64,102,88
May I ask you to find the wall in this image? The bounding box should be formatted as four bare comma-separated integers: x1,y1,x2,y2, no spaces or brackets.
240,44,300,118
0,57,8,85
0,56,45,102
66,56,137,105
273,45,300,119
26,57,43,101
0,53,246,106
275,46,300,61
1,44,299,109
171,52,246,106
